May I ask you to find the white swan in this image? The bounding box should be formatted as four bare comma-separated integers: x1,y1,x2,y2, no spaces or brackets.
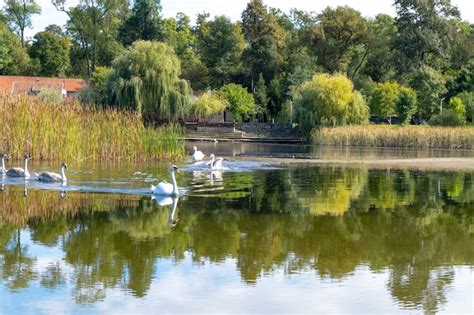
151,165,180,196
207,154,224,170
36,162,68,183
6,154,31,178
0,154,7,175
192,146,205,161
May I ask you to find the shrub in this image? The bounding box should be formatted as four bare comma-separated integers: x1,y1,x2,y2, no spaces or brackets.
429,110,465,127
218,83,256,122
190,92,228,118
395,87,417,125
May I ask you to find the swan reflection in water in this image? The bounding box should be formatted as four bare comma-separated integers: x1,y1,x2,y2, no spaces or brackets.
152,195,180,227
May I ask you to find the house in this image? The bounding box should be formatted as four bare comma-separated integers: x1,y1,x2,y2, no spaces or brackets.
0,75,87,98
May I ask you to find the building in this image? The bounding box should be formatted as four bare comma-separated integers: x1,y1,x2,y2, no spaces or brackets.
0,75,87,98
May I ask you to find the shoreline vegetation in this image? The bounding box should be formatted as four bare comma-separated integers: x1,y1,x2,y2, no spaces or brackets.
311,125,474,150
0,95,184,161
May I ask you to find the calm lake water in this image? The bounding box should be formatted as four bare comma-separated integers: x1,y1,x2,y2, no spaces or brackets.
0,145,473,314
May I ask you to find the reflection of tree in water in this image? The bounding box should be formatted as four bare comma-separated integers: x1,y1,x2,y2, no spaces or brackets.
0,169,473,312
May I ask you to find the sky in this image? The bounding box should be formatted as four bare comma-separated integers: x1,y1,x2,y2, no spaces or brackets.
25,0,474,38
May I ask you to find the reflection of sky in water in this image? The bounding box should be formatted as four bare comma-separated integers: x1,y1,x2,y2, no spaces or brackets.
1,230,471,315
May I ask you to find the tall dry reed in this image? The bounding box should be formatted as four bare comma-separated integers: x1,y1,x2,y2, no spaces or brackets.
312,125,474,150
0,95,184,161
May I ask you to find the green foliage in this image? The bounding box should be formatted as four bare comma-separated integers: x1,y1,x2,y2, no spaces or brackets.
195,14,245,88
369,82,400,122
429,110,465,126
37,88,63,104
91,66,111,104
0,21,30,74
3,0,41,46
447,59,474,97
118,0,162,46
456,91,474,123
276,100,293,123
190,92,228,118
396,87,417,125
29,31,70,77
409,66,447,118
294,73,369,134
108,40,190,120
218,83,256,122
448,97,466,120
312,6,369,73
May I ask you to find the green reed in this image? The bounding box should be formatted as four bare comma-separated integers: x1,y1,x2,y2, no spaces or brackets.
0,95,185,161
312,125,474,150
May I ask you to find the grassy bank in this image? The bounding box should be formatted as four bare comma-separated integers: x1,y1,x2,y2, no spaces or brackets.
312,125,474,150
0,95,184,161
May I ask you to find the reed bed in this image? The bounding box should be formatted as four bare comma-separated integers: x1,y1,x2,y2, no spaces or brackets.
0,95,185,161
312,125,474,150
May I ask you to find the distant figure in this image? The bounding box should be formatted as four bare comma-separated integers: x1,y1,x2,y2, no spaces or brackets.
192,146,205,161
207,154,224,170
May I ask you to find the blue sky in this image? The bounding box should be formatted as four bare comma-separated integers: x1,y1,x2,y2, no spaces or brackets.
27,0,474,38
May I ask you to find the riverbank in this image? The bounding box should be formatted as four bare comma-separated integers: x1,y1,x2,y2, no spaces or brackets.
0,95,184,161
312,125,474,150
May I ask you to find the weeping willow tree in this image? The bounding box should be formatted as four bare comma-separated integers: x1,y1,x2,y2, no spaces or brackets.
108,40,190,120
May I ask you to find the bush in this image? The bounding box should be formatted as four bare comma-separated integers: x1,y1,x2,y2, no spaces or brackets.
218,83,256,122
190,92,228,118
429,110,465,126
293,73,369,135
395,87,417,125
456,91,474,123
37,88,63,104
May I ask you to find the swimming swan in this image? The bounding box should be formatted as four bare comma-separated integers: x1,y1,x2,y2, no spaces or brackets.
0,154,7,175
6,154,31,178
192,146,205,161
151,165,180,196
36,162,68,183
207,154,224,170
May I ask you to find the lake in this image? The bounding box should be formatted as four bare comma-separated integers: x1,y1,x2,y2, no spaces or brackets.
0,144,472,314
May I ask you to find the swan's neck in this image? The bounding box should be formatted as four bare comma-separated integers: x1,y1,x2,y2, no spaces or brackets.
24,158,29,176
169,197,178,223
171,170,178,195
61,166,67,181
1,158,5,172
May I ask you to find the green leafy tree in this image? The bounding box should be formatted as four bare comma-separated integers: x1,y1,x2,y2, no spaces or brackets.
53,0,128,76
448,97,466,120
369,82,400,123
393,0,460,72
119,0,162,46
456,91,474,123
253,73,268,118
362,14,397,82
311,6,369,73
241,0,283,86
218,83,256,122
293,73,369,134
190,91,228,118
3,0,41,47
396,86,417,125
107,40,190,120
0,20,30,74
29,31,70,77
447,59,474,98
409,66,447,118
194,14,245,88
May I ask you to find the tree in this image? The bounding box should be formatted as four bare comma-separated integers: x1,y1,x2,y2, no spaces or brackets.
107,41,190,120
448,97,466,120
0,20,30,74
29,31,70,77
241,0,283,85
393,0,460,72
446,59,474,98
361,14,397,82
409,66,447,118
456,91,474,123
369,82,400,123
293,73,369,134
118,0,162,46
194,14,245,88
3,0,41,47
190,91,228,118
310,6,369,73
218,83,256,122
396,87,417,125
52,0,128,76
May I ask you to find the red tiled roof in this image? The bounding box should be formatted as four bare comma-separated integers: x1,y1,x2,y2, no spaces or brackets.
0,75,88,94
